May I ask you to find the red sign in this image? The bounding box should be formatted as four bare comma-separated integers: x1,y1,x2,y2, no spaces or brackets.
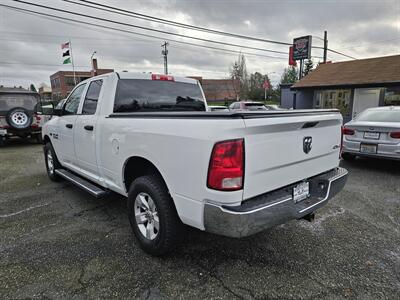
289,46,297,66
262,80,270,89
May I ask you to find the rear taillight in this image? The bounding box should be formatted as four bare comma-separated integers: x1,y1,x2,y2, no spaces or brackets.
151,74,174,81
342,127,355,135
390,132,400,139
207,139,244,191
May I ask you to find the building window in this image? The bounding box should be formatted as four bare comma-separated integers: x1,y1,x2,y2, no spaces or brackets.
384,87,400,106
51,78,60,89
315,89,351,117
65,76,76,87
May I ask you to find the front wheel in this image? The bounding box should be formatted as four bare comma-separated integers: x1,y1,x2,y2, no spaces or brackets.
127,175,185,256
44,142,62,181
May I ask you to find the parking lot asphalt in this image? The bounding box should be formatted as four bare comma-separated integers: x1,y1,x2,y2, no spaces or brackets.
0,140,399,299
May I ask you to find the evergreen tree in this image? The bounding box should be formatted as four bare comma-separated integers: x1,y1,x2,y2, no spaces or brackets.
303,59,314,76
30,84,37,92
280,66,298,84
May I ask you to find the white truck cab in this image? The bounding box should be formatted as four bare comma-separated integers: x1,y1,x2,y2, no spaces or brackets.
42,72,347,255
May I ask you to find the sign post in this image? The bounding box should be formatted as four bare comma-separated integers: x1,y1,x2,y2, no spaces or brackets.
263,80,270,101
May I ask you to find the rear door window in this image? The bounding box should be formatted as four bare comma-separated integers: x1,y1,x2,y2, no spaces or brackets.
82,80,103,115
114,79,205,112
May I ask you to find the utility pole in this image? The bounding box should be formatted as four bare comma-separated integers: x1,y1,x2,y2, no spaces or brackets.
161,41,169,74
323,30,328,63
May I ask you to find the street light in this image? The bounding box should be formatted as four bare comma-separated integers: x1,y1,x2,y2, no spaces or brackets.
90,51,97,60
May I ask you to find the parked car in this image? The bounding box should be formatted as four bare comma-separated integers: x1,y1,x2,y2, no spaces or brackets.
229,101,268,111
42,72,347,255
265,104,285,110
208,105,229,112
342,106,400,160
0,87,42,146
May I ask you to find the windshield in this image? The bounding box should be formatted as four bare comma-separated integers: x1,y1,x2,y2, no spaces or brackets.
114,79,206,112
357,109,400,123
244,103,267,111
0,93,39,113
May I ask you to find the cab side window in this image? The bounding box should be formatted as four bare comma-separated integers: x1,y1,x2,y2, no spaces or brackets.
82,80,103,115
64,84,86,115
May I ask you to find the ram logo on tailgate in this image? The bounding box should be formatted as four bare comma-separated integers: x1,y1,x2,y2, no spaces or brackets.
303,136,312,154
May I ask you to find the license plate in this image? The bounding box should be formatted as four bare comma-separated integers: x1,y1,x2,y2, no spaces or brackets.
360,144,377,154
293,182,309,203
0,129,7,135
364,132,380,139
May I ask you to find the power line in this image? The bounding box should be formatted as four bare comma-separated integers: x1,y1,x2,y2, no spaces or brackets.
0,4,288,61
63,0,293,47
11,0,288,55
327,48,357,60
64,0,357,60
65,0,356,59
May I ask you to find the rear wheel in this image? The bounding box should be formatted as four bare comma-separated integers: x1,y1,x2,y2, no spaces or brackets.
44,142,62,181
127,175,184,256
342,152,356,161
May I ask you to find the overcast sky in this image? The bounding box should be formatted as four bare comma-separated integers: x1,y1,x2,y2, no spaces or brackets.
0,0,399,89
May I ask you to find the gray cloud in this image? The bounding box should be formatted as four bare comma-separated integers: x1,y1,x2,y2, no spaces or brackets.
0,0,398,88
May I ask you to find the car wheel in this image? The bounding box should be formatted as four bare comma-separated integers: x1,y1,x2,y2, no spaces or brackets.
6,107,32,130
342,152,356,161
44,142,62,181
0,136,5,147
127,175,185,256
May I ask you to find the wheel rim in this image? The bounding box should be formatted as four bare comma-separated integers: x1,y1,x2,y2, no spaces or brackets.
11,111,28,126
134,192,159,240
47,151,54,174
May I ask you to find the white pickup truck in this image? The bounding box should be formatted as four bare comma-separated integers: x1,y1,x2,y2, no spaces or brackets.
42,72,348,255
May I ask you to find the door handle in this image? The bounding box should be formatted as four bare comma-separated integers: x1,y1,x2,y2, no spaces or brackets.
66,124,73,129
84,125,94,131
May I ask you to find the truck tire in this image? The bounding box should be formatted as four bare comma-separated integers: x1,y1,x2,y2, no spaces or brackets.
44,142,62,182
127,175,184,256
6,107,32,129
341,152,356,161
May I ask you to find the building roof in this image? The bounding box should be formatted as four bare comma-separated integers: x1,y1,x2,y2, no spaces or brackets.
292,55,400,89
50,69,114,79
0,86,39,95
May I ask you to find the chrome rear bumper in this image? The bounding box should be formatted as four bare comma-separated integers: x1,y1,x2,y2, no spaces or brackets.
204,167,348,238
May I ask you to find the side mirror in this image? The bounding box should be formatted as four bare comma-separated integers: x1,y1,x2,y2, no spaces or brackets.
41,103,55,115
53,108,63,116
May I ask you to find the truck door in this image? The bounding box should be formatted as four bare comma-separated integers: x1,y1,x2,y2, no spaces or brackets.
73,79,103,178
54,83,87,166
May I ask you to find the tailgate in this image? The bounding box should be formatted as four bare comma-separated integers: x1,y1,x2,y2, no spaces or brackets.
242,111,342,200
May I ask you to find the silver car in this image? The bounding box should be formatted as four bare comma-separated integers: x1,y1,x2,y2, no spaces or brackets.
342,106,400,160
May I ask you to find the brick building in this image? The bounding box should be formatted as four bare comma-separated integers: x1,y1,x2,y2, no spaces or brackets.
50,59,113,100
189,77,239,102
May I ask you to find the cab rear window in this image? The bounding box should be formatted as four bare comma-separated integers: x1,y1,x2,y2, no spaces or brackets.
113,79,205,112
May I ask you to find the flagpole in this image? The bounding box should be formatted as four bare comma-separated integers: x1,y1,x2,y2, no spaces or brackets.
68,38,77,85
